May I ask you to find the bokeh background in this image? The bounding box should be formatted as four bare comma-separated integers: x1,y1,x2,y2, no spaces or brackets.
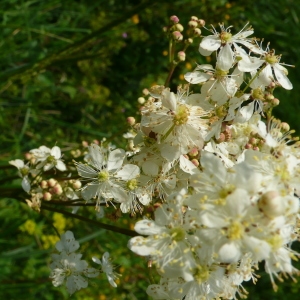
1,0,300,299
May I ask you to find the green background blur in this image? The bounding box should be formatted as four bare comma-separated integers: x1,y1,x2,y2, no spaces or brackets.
1,0,300,299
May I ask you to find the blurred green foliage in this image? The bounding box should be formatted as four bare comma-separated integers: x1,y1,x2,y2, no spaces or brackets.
1,0,300,299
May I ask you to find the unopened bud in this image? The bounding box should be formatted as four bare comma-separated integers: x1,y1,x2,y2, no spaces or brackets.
177,51,186,61
127,117,136,126
188,147,199,157
198,19,205,27
271,98,280,106
48,178,57,187
191,159,199,167
170,15,179,24
43,192,52,201
258,191,283,218
245,143,253,149
249,137,257,145
72,180,82,189
175,24,184,32
193,28,201,36
142,88,149,95
40,180,48,189
50,184,63,195
281,122,290,132
82,141,89,147
191,16,198,21
265,93,274,101
172,31,183,41
188,20,198,28
138,97,145,104
185,38,193,44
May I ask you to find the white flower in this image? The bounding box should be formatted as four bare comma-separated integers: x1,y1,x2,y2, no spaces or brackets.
199,23,262,57
9,159,31,193
75,144,140,207
30,145,66,171
50,231,99,295
92,252,119,287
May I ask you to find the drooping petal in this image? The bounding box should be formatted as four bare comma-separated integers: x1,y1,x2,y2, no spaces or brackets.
51,146,62,159
200,35,221,52
217,43,234,71
273,63,293,90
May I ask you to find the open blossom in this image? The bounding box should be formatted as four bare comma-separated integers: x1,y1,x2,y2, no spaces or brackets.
9,159,31,193
75,144,140,208
49,231,99,295
92,252,119,287
30,145,66,171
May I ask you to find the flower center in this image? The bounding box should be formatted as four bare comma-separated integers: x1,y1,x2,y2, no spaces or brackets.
169,227,185,242
252,87,265,100
215,68,229,78
265,53,278,65
218,184,235,198
127,179,138,190
173,105,189,125
193,265,210,284
227,221,243,240
47,155,56,163
220,31,232,43
20,167,29,176
98,170,109,182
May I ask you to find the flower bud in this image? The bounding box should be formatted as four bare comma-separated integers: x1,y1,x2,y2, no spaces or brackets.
191,159,199,167
72,180,82,189
138,97,145,104
188,147,199,157
258,191,284,218
40,180,48,189
172,31,183,41
170,15,179,24
193,28,201,36
48,178,57,187
265,93,274,101
281,122,290,132
177,51,186,61
43,192,52,201
191,16,198,21
142,88,149,95
271,98,280,106
198,19,206,27
175,24,184,32
216,133,226,143
50,184,63,195
82,141,89,147
188,20,198,28
127,117,136,126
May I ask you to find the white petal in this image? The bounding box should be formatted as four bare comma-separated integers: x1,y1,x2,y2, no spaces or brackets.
56,160,66,171
184,71,211,84
127,236,155,256
22,177,31,193
179,155,198,174
81,184,99,200
273,64,293,90
9,159,24,168
161,89,177,111
88,144,104,169
142,161,159,176
51,146,61,159
107,149,125,171
217,43,234,71
134,219,164,235
200,35,221,52
243,236,271,261
115,164,140,180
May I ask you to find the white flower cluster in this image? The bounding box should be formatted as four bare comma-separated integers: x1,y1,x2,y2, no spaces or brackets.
49,231,99,295
9,19,300,299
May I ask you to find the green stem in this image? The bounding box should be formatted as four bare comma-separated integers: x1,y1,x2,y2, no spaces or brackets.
41,204,139,237
242,64,266,93
164,62,177,87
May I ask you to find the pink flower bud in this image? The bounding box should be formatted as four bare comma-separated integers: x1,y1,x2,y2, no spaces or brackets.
188,147,198,157
43,192,52,201
281,122,290,131
82,141,89,147
177,51,186,61
198,19,206,27
191,159,199,167
127,117,136,126
172,31,183,41
170,15,179,24
51,184,63,195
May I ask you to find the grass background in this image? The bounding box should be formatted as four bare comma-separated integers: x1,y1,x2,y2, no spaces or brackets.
1,0,300,299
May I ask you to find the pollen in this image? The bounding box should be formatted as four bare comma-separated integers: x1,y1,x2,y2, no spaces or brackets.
169,227,186,242
173,105,189,125
265,53,279,65
227,221,244,240
194,265,210,283
98,170,109,182
220,31,232,43
127,178,138,190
